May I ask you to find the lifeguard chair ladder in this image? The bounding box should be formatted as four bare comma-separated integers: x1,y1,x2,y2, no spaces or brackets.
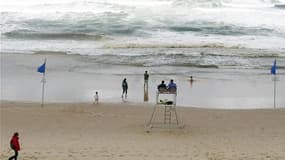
148,90,180,128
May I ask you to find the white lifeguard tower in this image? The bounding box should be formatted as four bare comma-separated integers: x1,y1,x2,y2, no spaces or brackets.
147,88,182,129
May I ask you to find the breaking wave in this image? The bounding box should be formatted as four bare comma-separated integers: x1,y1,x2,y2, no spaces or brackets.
26,47,285,69
2,13,283,40
1,0,285,70
171,0,223,8
4,30,108,40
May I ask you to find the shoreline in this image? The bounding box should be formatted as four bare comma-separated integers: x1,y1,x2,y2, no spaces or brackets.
1,100,285,110
1,101,285,159
1,54,285,109
2,52,285,109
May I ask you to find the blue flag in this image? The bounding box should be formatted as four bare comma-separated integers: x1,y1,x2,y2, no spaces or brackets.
271,60,276,75
37,62,46,73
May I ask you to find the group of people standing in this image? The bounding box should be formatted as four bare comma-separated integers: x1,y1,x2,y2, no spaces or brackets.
121,71,149,101
95,70,181,102
121,71,177,101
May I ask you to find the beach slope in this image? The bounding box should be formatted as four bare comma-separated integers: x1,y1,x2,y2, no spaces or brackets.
1,101,285,160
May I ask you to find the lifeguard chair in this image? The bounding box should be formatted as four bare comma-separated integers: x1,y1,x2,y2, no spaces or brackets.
147,88,181,128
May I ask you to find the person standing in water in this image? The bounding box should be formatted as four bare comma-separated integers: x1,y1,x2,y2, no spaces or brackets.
144,71,149,89
94,91,99,104
122,78,128,100
144,71,149,101
189,76,194,87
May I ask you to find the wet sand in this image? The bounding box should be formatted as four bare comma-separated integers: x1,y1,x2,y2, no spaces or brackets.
1,53,285,109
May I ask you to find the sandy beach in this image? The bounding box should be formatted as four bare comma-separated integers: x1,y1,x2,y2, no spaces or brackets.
1,1,285,159
1,101,285,160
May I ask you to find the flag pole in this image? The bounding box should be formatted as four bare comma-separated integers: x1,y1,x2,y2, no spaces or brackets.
41,58,47,107
271,58,277,109
273,72,276,109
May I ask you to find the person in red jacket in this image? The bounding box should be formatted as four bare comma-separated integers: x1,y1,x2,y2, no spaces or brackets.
8,132,20,160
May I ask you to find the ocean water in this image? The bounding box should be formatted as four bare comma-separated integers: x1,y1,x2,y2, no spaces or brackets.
1,0,285,108
1,0,285,68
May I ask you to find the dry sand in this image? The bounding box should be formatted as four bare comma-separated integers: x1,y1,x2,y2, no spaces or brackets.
1,101,285,160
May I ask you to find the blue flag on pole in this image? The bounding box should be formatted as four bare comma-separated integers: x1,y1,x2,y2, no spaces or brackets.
271,60,276,75
37,62,46,73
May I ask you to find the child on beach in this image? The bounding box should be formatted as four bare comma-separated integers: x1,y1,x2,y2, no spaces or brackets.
8,132,20,160
94,92,99,104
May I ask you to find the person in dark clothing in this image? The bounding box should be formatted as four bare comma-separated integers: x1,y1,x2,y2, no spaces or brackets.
190,76,194,82
157,80,167,92
144,71,149,88
8,132,20,160
144,71,150,101
122,78,128,99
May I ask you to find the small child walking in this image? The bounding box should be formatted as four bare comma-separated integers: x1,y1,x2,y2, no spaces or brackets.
8,132,20,160
94,91,99,104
